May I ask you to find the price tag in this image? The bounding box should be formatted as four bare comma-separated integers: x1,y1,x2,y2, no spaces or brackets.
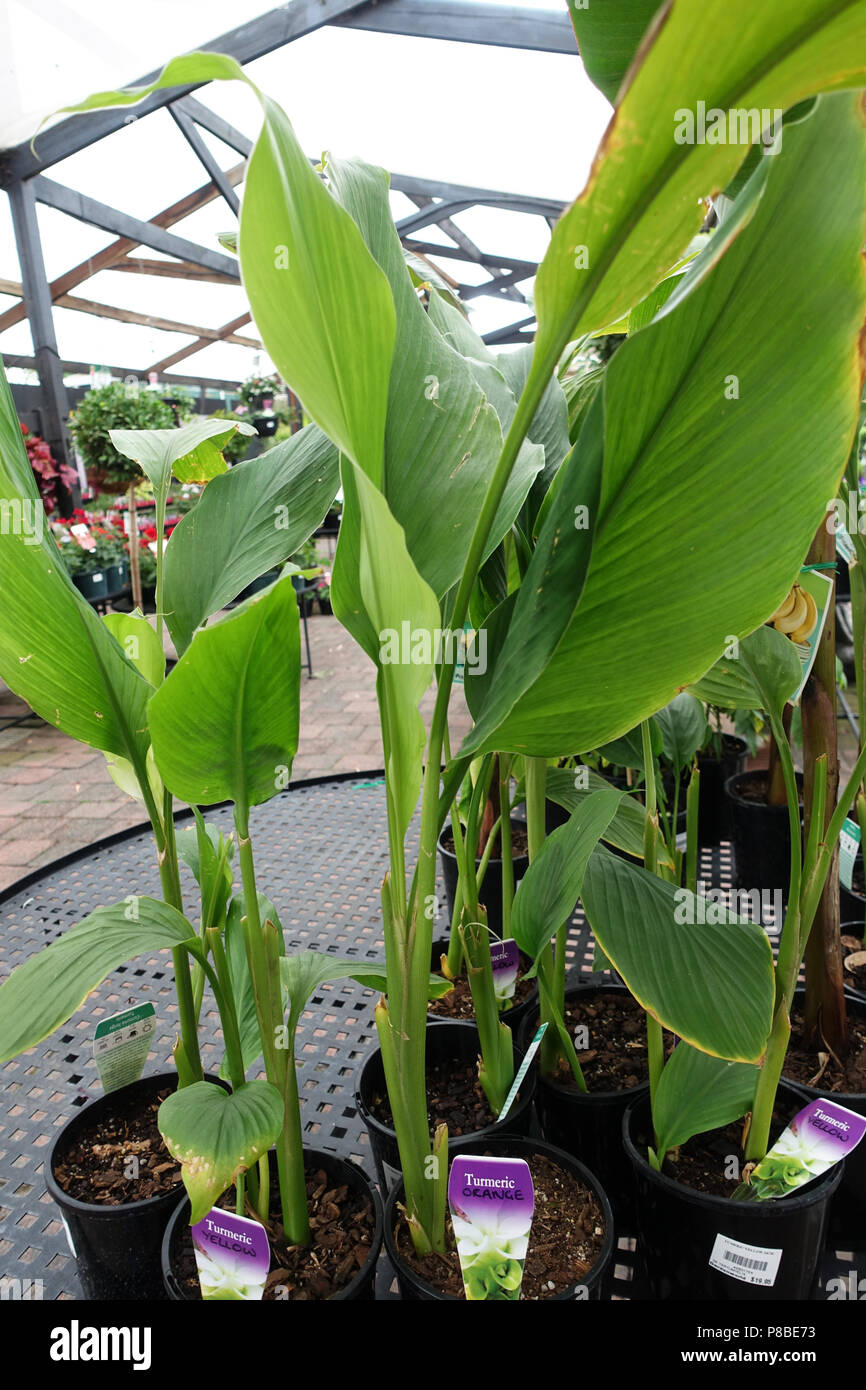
93,1003,156,1094
448,1155,533,1300
192,1209,270,1300
709,1233,782,1287
840,817,861,892
490,938,520,1009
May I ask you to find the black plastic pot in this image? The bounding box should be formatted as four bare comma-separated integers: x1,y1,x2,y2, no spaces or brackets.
356,1021,536,1193
162,1147,383,1301
697,735,748,845
785,987,866,1246
623,1084,840,1300
841,922,866,1002
518,981,647,1225
840,832,866,923
725,770,803,898
383,1134,614,1300
438,824,529,940
427,936,539,1031
45,1072,194,1300
72,567,110,602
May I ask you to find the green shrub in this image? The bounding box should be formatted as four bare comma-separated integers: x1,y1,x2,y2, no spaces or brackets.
68,382,174,486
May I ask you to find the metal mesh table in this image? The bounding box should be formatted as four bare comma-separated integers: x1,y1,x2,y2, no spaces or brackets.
0,776,851,1299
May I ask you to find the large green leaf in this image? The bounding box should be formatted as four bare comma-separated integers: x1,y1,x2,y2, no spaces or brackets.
157,1079,284,1224
653,1043,759,1161
110,417,255,493
58,55,396,483
332,461,440,839
530,0,866,414
688,623,801,713
148,576,300,814
164,424,339,654
512,787,624,963
0,361,152,773
0,898,195,1061
581,848,774,1061
567,0,664,104
545,767,647,861
326,156,543,598
462,93,866,756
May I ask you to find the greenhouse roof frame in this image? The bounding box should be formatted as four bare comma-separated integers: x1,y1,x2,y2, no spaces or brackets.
0,0,577,467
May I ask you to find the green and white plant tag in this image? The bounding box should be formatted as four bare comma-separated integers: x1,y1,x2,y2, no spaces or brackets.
93,1003,156,1094
498,1022,547,1122
791,568,834,704
840,817,861,892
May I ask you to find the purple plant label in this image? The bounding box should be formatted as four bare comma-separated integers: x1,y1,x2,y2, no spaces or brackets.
747,1099,866,1200
490,938,520,1007
192,1209,270,1300
448,1155,534,1300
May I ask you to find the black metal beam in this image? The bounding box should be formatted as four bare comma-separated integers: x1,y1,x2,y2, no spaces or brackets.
4,354,244,392
460,267,534,301
31,176,240,279
0,0,372,184
391,172,564,220
402,238,538,277
175,96,253,160
7,181,72,470
169,103,240,215
337,2,576,55
482,315,537,346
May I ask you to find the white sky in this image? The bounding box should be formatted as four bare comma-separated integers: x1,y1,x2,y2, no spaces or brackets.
0,0,612,386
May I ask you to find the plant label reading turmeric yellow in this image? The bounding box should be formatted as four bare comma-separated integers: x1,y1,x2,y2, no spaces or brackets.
448,1155,533,1300
746,1099,866,1201
192,1209,270,1300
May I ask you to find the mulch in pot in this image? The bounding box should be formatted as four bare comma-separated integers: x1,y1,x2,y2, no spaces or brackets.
174,1166,375,1301
427,950,535,1021
652,1101,794,1199
842,930,866,993
552,991,652,1091
369,1056,498,1136
394,1152,605,1299
782,1003,866,1093
52,1083,181,1203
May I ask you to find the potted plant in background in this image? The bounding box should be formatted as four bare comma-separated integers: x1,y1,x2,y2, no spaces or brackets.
20,421,78,514
68,380,175,607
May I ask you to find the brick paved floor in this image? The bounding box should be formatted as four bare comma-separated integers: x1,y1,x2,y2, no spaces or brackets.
0,611,472,892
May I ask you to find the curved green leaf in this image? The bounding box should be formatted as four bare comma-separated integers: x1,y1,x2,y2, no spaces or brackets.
223,893,284,1077
581,847,774,1061
0,362,152,770
545,767,647,861
462,93,866,755
109,416,254,492
148,576,300,812
280,950,452,1032
0,898,195,1061
654,1042,759,1160
531,0,866,406
327,156,542,598
164,424,339,654
655,693,707,773
688,623,800,713
102,609,165,686
512,787,624,963
567,0,663,104
157,1079,284,1224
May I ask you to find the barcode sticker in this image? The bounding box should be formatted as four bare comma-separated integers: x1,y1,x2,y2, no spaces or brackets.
708,1233,782,1287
